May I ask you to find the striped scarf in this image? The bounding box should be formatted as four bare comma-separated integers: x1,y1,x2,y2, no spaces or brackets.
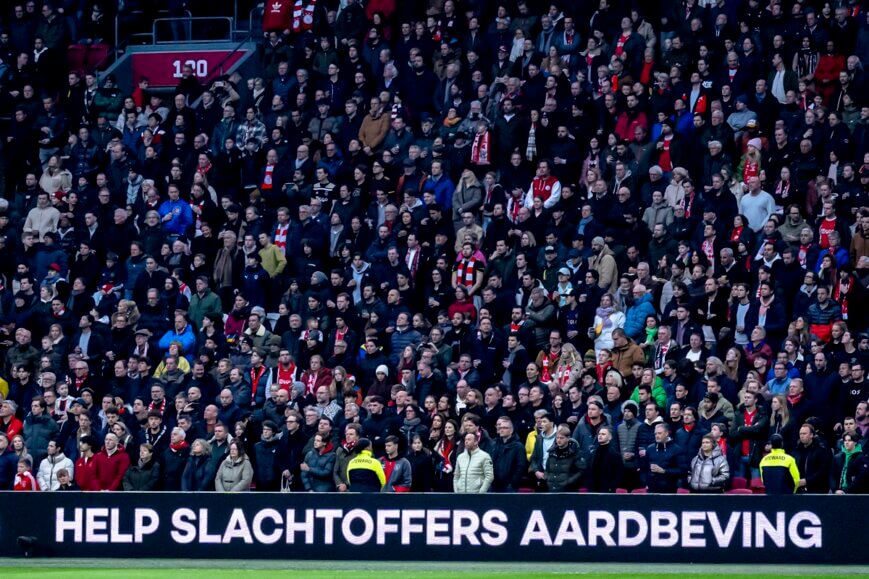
526,123,537,161
455,256,478,287
471,130,491,165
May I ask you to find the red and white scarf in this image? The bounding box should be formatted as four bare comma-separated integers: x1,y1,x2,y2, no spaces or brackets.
455,256,478,288
471,130,490,165
261,164,274,190
274,223,289,251
292,0,317,32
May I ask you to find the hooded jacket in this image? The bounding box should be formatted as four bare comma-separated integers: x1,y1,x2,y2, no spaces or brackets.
688,445,729,492
215,455,254,492
544,439,586,492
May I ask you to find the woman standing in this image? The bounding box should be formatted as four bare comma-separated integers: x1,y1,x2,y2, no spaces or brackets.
592,293,625,354
433,419,458,491
688,435,730,493
214,440,253,492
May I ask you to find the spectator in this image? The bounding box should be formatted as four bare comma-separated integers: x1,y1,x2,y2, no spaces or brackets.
214,440,253,492
453,431,494,493
688,434,730,493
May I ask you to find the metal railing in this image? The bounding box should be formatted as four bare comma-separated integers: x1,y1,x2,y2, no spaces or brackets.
152,16,235,44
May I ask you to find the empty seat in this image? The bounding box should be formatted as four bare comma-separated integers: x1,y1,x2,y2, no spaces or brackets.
67,44,87,74
726,489,754,495
631,488,648,494
732,476,748,490
86,44,110,72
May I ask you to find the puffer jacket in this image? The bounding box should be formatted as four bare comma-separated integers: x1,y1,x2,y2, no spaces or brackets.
688,446,730,492
301,443,336,492
544,439,586,492
122,458,162,491
617,417,640,468
624,293,656,341
215,455,254,492
489,434,528,492
453,448,494,493
36,452,74,491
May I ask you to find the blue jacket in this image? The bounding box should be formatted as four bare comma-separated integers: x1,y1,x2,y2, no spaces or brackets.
424,175,455,210
158,323,197,356
624,293,655,341
158,198,193,236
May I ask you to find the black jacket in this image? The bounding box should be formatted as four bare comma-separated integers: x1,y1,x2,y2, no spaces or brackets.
792,438,833,494
489,434,528,492
586,441,624,492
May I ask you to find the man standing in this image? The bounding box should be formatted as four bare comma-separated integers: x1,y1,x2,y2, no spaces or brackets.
453,431,494,493
760,434,801,494
381,435,412,492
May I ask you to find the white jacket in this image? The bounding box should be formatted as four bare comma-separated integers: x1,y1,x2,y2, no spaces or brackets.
37,452,75,491
453,448,494,493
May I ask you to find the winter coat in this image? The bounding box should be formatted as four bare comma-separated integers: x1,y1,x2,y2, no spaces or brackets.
617,418,641,468
301,445,336,492
23,413,58,465
730,404,770,467
792,439,833,494
624,294,656,342
453,448,494,493
407,450,436,492
182,453,216,491
688,446,730,492
122,458,162,491
381,456,412,492
675,425,708,458
641,440,686,492
162,444,190,491
573,415,615,462
586,442,624,492
611,339,646,378
37,452,74,491
215,455,254,492
489,434,528,492
253,437,280,490
831,448,869,494
544,439,585,492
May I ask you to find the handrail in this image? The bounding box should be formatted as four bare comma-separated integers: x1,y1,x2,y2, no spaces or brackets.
152,16,234,44
205,31,255,85
114,10,180,51
248,4,264,34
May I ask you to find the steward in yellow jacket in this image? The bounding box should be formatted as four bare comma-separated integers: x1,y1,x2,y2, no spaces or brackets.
760,435,800,494
346,438,385,492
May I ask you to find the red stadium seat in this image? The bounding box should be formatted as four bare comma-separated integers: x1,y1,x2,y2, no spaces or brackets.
578,488,588,493
615,488,628,494
631,488,648,494
750,478,766,494
726,489,754,495
67,44,87,74
677,488,690,494
732,476,748,490
518,487,535,493
86,43,110,71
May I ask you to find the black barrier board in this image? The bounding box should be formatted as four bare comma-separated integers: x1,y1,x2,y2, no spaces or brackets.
0,492,866,563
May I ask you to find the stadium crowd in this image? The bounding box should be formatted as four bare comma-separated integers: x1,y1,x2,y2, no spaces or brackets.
0,0,868,495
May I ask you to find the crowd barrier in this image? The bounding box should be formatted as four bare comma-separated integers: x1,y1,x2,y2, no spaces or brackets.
0,493,866,563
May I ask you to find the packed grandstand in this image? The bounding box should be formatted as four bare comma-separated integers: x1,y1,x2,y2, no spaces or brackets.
0,0,866,496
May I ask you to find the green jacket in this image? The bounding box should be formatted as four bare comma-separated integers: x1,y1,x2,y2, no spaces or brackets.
188,289,222,330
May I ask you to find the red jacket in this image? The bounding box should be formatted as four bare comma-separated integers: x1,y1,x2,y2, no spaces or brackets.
13,470,39,491
95,447,131,490
1,416,23,439
75,454,101,491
